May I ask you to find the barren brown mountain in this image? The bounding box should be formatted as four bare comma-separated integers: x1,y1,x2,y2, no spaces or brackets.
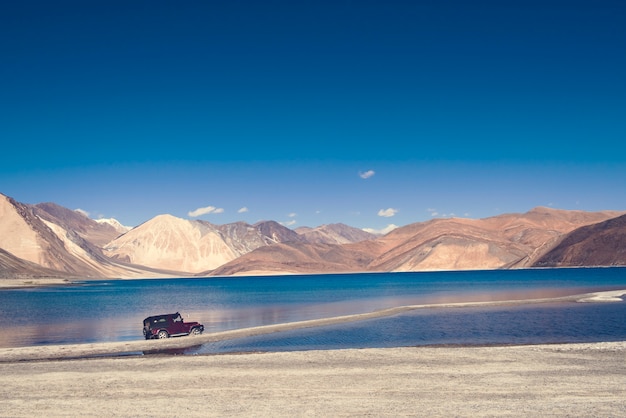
533,214,626,267
295,223,376,245
104,217,306,274
0,193,174,280
209,241,378,276
34,202,121,247
0,193,94,275
104,214,238,273
365,207,625,272
1,192,625,279
213,207,625,275
0,248,76,280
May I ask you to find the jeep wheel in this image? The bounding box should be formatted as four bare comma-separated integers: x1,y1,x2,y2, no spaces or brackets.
157,330,169,339
191,327,202,336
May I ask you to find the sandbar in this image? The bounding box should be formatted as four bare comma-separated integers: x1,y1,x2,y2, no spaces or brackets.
0,290,625,416
0,289,624,362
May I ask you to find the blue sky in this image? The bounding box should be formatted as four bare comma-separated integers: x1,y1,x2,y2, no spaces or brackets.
1,1,624,231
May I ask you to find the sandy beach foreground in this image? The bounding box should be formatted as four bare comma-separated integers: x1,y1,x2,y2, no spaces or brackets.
0,343,624,417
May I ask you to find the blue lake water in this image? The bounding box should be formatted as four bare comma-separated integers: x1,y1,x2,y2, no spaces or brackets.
0,268,625,351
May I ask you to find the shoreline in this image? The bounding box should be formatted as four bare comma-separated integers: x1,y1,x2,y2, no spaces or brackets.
1,289,624,363
2,265,625,289
0,277,75,289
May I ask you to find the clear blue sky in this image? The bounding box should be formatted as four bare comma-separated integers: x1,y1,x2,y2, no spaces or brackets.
1,1,624,231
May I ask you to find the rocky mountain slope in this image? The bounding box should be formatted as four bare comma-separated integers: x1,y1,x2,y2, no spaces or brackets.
1,192,624,280
103,216,308,273
212,207,625,275
0,194,175,279
209,241,379,276
366,207,622,272
34,202,121,247
0,248,76,280
533,213,626,267
295,223,376,245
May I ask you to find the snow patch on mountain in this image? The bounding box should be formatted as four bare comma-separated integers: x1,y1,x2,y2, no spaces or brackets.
95,218,132,234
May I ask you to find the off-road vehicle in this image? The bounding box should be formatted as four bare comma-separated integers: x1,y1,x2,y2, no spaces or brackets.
142,312,204,339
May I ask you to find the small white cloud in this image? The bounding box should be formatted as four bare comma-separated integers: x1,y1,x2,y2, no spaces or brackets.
378,208,398,217
238,207,249,213
188,205,224,217
75,208,89,217
359,170,375,179
288,213,297,218
428,209,457,218
281,220,297,227
363,224,398,235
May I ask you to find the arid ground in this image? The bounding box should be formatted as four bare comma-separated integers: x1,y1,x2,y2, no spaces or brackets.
0,342,625,417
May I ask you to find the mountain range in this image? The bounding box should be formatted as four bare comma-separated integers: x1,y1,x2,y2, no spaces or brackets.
1,192,625,282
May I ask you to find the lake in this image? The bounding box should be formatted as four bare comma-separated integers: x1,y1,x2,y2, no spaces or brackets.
1,267,625,351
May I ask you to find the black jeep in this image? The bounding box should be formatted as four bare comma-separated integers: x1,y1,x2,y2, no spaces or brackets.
142,312,204,339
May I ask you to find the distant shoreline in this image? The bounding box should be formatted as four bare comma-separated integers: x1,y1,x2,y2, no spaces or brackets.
2,265,625,289
0,276,74,289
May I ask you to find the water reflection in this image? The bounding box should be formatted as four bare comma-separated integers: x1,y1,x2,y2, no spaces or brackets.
1,268,625,349
0,316,140,347
198,299,626,354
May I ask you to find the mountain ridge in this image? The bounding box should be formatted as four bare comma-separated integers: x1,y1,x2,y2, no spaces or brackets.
1,192,624,280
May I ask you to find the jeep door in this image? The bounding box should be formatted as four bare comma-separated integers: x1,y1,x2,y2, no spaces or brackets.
168,315,186,335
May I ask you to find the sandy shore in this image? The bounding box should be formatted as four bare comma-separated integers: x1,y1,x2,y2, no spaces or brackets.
0,342,624,417
0,277,75,288
0,289,625,416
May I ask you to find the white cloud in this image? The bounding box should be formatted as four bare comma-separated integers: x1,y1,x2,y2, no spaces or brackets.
359,170,375,179
188,205,224,217
363,224,398,235
288,213,297,218
378,208,398,217
238,207,249,213
428,208,459,218
75,208,89,217
281,220,297,227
